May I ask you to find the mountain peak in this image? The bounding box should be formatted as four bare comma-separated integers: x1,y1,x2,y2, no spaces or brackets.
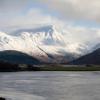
47,25,57,33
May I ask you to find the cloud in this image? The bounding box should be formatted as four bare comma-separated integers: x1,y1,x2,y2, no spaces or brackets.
0,0,100,23
0,6,68,32
63,26,100,44
38,0,100,23
0,0,100,46
0,8,49,31
0,0,28,13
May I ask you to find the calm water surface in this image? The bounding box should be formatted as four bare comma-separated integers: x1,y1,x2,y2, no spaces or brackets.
0,71,100,100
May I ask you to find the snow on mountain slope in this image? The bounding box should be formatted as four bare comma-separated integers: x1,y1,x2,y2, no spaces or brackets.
0,25,92,63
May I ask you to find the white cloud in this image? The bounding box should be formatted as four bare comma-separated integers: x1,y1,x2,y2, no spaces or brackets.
0,8,50,31
63,26,100,44
0,7,69,33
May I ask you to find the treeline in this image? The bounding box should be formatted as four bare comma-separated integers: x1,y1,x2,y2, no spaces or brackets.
0,61,40,72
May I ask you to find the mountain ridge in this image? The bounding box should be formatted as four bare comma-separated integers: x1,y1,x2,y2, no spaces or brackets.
0,25,98,63
0,50,41,64
70,48,100,65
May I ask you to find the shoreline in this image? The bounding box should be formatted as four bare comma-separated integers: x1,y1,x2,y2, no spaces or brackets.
0,65,100,72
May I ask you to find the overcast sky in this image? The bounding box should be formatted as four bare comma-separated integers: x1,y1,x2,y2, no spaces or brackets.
0,0,100,44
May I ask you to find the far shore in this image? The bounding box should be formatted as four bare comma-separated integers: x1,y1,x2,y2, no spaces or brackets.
0,64,100,72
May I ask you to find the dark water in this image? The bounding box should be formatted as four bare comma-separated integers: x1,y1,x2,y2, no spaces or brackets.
0,71,100,100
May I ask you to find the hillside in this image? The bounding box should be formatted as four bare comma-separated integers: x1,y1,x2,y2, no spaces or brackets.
70,48,100,65
0,50,40,65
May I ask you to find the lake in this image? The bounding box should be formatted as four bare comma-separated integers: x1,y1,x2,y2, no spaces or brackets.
0,71,100,100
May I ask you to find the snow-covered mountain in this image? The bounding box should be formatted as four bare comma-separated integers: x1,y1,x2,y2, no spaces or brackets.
0,25,96,63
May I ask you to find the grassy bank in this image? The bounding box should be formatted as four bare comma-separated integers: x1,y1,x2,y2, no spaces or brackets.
38,65,100,71
0,63,100,72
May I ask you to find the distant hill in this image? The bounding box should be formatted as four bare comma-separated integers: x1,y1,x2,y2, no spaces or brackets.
70,48,100,65
0,50,41,65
